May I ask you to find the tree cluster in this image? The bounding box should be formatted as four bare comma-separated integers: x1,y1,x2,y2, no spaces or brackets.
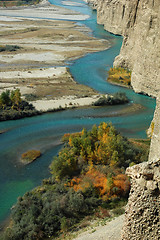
0,89,34,111
0,89,21,110
51,123,145,199
2,123,149,239
93,92,129,106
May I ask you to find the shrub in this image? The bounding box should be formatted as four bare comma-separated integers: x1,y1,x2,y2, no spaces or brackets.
93,92,129,106
0,89,36,121
112,207,125,216
0,45,21,52
21,150,41,163
2,181,99,240
108,67,131,86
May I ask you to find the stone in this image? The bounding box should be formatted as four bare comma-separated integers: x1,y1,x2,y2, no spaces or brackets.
136,177,147,189
146,180,158,192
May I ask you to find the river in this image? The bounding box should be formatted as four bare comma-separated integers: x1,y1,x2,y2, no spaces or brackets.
0,0,156,226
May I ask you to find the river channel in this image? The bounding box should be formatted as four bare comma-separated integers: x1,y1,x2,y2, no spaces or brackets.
0,0,156,226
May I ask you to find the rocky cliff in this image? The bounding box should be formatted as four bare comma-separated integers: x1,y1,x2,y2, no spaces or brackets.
121,160,160,239
88,0,160,239
89,0,160,97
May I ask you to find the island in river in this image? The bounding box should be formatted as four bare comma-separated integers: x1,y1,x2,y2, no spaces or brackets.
21,149,41,164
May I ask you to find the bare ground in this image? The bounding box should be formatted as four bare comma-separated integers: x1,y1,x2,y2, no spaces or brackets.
73,214,124,240
0,10,109,105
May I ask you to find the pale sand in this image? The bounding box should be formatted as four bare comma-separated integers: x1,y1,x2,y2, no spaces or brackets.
0,67,66,79
0,16,22,21
0,1,109,110
0,84,35,95
0,52,64,63
0,67,68,95
62,1,84,7
31,94,102,111
0,4,89,21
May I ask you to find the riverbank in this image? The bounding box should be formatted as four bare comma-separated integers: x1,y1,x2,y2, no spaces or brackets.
0,1,109,113
31,94,102,111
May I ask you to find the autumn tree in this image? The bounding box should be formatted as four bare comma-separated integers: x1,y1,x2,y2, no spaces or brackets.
10,88,21,109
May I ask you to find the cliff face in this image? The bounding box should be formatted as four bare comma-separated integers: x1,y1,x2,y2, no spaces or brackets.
90,0,160,97
121,160,160,240
88,0,160,239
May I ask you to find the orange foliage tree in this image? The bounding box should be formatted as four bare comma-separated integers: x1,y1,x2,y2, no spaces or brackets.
50,122,143,200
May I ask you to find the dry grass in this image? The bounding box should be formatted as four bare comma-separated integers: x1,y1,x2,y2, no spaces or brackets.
21,149,41,163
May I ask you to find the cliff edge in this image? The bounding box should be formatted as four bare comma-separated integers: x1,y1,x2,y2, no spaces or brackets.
90,0,160,97
88,0,160,239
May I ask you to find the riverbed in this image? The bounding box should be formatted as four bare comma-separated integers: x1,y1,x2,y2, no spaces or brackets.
0,0,156,227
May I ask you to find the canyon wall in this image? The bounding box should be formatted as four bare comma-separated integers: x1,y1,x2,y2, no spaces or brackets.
88,0,160,239
90,0,160,97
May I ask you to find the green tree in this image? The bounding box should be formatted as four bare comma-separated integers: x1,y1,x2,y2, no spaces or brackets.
0,90,10,109
10,89,21,109
50,147,78,180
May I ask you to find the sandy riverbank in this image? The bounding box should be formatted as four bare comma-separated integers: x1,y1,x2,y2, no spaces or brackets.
31,94,102,111
0,0,90,21
0,1,110,111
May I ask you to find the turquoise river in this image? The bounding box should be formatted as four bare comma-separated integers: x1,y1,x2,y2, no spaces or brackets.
0,0,156,227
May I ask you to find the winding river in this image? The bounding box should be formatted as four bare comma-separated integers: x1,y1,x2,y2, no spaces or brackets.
0,0,156,226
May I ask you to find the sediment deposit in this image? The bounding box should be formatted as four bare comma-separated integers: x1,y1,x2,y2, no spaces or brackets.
0,3,108,109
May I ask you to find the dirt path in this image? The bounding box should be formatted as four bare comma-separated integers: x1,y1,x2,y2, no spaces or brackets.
74,215,124,240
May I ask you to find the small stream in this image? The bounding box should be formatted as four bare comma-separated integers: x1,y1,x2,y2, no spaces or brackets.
0,0,156,226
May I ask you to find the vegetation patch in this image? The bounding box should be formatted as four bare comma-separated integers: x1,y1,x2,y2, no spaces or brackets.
0,89,39,121
108,67,131,87
128,138,150,166
0,45,21,52
2,123,150,240
93,92,129,106
21,150,41,164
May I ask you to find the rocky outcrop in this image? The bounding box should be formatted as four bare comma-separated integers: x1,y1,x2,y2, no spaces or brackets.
87,0,160,239
121,161,160,240
148,99,160,163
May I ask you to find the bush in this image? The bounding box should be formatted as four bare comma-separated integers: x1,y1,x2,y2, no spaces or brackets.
0,89,37,121
23,93,37,101
2,181,99,240
93,92,129,106
0,45,21,52
112,207,125,216
21,150,41,163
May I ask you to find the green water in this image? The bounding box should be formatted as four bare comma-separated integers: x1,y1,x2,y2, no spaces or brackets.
0,0,156,226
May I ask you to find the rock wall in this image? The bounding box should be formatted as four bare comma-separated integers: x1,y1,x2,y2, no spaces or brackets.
121,161,160,240
89,0,160,97
87,0,160,239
